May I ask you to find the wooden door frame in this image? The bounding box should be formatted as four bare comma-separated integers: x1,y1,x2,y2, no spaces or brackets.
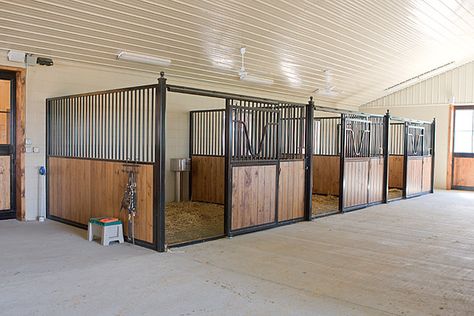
0,65,25,220
447,104,474,190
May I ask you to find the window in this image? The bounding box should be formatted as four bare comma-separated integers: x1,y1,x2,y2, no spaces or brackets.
454,109,474,154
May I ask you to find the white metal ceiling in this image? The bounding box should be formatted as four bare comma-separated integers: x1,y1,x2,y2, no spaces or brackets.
0,0,473,106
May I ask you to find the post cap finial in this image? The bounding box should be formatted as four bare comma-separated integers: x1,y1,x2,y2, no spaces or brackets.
160,71,165,78
310,96,313,101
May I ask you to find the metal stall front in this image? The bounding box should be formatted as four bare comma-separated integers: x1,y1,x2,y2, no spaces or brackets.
311,106,387,215
403,118,435,198
167,85,313,243
341,113,386,211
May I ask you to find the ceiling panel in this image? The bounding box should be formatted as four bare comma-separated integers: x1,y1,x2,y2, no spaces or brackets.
0,0,473,106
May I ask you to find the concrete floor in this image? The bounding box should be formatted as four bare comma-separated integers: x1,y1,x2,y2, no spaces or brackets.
1,190,474,316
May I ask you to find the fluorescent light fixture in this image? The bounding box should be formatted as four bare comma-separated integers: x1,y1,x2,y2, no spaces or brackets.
117,51,171,67
7,50,26,63
240,74,273,85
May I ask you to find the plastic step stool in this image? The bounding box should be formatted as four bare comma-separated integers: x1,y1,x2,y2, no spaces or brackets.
88,217,124,246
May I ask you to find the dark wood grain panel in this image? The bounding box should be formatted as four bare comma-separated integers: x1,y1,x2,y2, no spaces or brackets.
278,160,305,222
453,157,474,187
312,155,340,196
231,164,276,230
48,157,154,243
389,155,404,189
343,158,369,208
191,156,224,204
368,157,384,203
406,157,423,196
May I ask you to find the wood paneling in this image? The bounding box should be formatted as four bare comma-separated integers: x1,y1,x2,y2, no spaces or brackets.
0,156,10,210
406,157,423,196
422,156,432,192
343,158,369,208
231,164,276,230
453,157,474,187
312,155,340,196
389,155,404,189
368,157,384,204
191,156,224,204
48,157,154,243
278,160,305,222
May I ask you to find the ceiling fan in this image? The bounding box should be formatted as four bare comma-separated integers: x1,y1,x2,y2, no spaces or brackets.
238,47,274,85
312,70,342,97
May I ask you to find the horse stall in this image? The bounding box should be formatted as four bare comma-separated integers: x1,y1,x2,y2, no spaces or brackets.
404,119,435,198
225,98,309,235
341,113,386,211
311,113,342,217
164,108,225,246
311,108,386,215
388,120,405,200
46,83,164,250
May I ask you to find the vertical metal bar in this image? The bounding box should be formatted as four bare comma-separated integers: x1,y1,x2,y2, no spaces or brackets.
224,98,232,236
430,118,436,193
403,122,409,198
154,73,166,252
339,114,346,212
304,97,314,220
383,112,390,203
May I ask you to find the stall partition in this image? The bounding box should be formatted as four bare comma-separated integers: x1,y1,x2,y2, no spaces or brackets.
46,83,164,249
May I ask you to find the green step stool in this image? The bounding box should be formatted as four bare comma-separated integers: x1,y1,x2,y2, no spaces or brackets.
88,217,124,246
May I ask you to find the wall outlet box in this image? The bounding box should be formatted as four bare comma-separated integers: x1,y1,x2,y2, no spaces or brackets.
25,138,32,145
33,147,40,153
25,146,33,153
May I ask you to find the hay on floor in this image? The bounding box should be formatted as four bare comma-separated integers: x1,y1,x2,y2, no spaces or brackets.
165,201,224,245
312,194,339,216
388,188,403,200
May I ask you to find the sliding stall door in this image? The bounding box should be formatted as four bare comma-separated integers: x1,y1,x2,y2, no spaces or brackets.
452,107,474,190
0,72,15,220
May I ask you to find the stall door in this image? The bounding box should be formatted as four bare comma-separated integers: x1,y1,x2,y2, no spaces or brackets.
0,72,15,220
452,107,474,190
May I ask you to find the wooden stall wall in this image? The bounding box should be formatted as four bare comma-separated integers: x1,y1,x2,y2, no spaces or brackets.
312,155,340,195
48,157,154,243
422,156,432,192
343,158,369,208
452,157,474,188
191,156,224,204
278,160,305,222
368,157,384,203
406,157,423,196
231,165,276,230
389,156,404,189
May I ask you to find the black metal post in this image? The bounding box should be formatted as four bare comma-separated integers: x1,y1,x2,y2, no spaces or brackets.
224,99,232,237
45,100,50,219
154,72,167,252
402,122,409,198
382,110,390,203
304,97,314,221
188,111,194,200
339,114,346,212
430,118,436,193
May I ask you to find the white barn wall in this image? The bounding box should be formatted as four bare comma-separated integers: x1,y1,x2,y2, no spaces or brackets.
361,61,474,190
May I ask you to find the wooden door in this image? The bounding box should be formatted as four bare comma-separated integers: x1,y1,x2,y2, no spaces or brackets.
452,107,474,190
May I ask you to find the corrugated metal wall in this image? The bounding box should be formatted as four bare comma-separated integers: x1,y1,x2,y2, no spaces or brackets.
363,61,474,108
